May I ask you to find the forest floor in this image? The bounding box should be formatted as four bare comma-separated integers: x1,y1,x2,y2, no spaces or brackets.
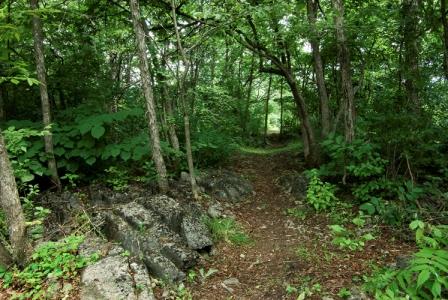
186,142,415,300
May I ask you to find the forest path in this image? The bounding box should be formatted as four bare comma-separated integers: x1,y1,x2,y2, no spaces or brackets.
189,143,413,300
191,145,310,299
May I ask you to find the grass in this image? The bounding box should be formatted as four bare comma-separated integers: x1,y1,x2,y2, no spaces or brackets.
204,217,252,246
238,141,301,155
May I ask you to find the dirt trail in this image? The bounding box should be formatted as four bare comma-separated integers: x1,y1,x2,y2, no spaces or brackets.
191,148,414,300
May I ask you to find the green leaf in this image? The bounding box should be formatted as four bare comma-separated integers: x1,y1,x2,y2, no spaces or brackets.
86,157,96,165
416,269,430,288
91,125,105,139
431,280,441,298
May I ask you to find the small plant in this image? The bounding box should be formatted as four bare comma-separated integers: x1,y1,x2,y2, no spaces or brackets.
329,215,375,251
305,169,337,211
105,166,129,191
199,268,218,282
204,217,251,245
363,221,448,299
187,269,197,283
61,173,80,189
338,287,352,298
286,207,308,220
2,235,98,299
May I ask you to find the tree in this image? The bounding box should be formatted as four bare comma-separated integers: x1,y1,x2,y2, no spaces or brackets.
307,0,330,138
441,0,448,79
129,0,169,193
401,0,421,110
171,0,200,199
332,0,355,143
0,129,27,266
30,0,61,190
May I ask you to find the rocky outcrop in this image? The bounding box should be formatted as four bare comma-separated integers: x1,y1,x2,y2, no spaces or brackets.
197,170,253,202
277,172,308,201
80,237,154,300
98,195,213,282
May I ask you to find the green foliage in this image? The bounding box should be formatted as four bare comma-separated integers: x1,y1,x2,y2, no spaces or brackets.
192,130,237,167
0,235,98,299
104,166,129,191
286,207,308,220
204,217,251,246
305,169,337,211
363,221,448,299
329,214,375,251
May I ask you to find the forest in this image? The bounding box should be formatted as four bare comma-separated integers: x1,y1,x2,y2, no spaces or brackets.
0,0,447,299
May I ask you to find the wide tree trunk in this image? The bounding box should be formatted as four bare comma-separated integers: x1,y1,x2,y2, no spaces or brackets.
129,0,169,192
307,0,330,138
30,0,61,190
332,0,355,143
441,0,448,79
263,74,272,145
0,129,27,265
402,0,421,110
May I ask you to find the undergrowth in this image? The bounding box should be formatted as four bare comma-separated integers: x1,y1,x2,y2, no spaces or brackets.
204,217,251,246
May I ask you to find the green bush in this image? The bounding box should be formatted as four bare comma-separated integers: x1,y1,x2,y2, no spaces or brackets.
305,169,337,211
0,235,98,299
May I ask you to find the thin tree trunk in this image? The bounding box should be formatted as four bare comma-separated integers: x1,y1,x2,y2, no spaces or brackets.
243,54,255,135
284,71,317,165
164,91,180,151
442,0,448,79
279,79,284,138
0,85,4,121
332,0,355,143
129,0,168,192
307,0,330,138
264,74,272,145
0,129,27,265
171,0,199,199
30,0,61,190
402,0,420,110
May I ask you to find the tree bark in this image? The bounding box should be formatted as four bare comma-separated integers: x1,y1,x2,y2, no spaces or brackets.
307,0,330,138
332,0,355,143
171,0,199,199
402,0,421,110
129,0,169,193
441,0,448,79
30,0,61,190
279,79,284,138
243,54,255,135
0,85,4,121
263,74,272,144
0,129,27,265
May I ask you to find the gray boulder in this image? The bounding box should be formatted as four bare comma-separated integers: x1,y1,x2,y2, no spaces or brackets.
80,238,154,300
197,170,253,202
277,172,308,201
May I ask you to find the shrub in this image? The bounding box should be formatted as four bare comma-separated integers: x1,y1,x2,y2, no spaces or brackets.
305,169,337,211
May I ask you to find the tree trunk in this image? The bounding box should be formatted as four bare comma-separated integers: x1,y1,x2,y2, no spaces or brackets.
402,0,421,110
0,85,4,121
279,80,284,138
307,0,330,138
442,0,448,79
30,0,61,190
284,71,317,165
332,0,355,143
263,74,272,145
0,129,27,265
243,54,255,135
129,0,169,193
171,0,199,199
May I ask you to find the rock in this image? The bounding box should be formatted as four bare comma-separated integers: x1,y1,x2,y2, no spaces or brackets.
223,278,240,286
348,287,369,300
181,214,213,250
395,255,411,269
208,202,224,218
277,173,308,201
80,238,154,300
180,172,191,182
197,170,253,202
